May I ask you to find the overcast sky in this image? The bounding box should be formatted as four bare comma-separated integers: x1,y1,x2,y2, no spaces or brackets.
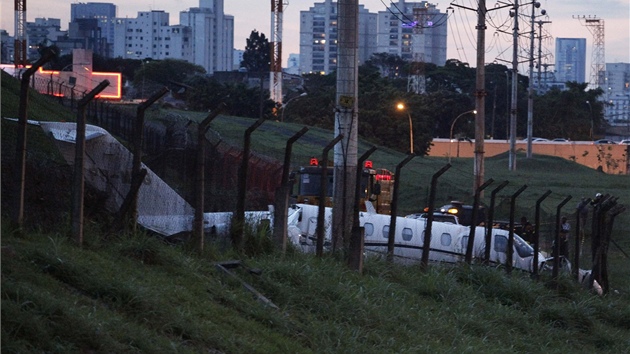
2,0,628,75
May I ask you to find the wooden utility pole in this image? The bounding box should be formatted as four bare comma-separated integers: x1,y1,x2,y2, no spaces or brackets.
509,0,519,171
473,0,487,193
332,0,359,253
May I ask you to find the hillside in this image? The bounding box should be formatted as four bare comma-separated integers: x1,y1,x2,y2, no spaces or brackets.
2,71,630,352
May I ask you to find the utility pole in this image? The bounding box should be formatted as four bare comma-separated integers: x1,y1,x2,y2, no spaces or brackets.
535,20,551,93
270,0,284,108
332,0,359,253
451,0,511,193
526,2,546,159
473,0,487,193
508,0,519,171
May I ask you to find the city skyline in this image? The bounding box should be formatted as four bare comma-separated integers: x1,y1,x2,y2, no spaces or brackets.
1,0,628,76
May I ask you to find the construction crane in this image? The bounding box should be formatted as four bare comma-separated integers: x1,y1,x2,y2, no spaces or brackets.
270,1,287,110
14,0,27,68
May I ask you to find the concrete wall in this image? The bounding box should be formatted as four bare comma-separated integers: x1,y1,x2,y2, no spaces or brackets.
428,139,630,175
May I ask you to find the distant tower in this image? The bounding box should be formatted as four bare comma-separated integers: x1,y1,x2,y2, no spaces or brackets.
14,0,27,67
574,15,605,89
270,0,285,108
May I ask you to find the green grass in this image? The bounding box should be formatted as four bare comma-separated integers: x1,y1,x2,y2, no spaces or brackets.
2,70,630,352
2,227,630,353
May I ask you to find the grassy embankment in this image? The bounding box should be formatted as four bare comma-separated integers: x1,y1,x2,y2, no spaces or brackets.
2,71,630,352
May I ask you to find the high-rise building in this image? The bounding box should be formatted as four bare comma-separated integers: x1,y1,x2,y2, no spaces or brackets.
71,2,117,56
604,62,630,127
299,0,377,74
555,38,587,84
376,1,447,66
113,11,185,61
180,0,234,74
112,1,232,75
25,18,66,60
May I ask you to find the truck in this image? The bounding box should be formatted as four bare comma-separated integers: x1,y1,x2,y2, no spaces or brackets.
291,158,394,215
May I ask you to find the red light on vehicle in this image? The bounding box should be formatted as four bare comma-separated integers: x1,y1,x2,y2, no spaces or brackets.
309,157,319,166
364,160,373,168
375,174,391,181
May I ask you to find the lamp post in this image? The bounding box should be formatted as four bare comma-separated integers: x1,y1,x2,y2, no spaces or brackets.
449,109,477,163
586,100,593,140
280,92,307,122
396,103,414,154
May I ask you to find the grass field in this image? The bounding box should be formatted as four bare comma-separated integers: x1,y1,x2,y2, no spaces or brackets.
2,71,630,352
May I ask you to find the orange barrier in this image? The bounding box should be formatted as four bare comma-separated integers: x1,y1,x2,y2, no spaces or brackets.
429,139,629,175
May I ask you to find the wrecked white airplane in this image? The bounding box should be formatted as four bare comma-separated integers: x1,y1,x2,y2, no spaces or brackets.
287,203,547,272
18,119,600,291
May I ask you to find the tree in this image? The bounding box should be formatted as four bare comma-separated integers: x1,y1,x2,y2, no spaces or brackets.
132,59,205,98
241,30,270,74
241,30,272,118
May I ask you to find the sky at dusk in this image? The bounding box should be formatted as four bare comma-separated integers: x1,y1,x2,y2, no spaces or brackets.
1,0,628,76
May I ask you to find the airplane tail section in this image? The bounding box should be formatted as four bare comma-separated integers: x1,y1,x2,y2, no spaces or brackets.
364,201,377,214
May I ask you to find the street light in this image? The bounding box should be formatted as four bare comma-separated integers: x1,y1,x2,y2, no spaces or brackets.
280,92,307,122
586,100,593,140
449,109,477,163
396,102,414,154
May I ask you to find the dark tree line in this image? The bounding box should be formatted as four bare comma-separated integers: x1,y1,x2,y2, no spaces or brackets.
43,36,604,155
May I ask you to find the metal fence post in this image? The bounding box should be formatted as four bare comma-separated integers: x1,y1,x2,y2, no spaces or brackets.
465,179,493,264
484,181,509,264
552,195,572,279
387,154,416,262
507,185,528,274
421,163,451,270
233,117,267,250
193,103,226,252
316,134,343,257
274,127,308,253
533,190,552,278
72,80,110,246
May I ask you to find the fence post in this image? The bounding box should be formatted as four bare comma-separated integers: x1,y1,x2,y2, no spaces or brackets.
465,179,493,264
421,163,451,270
387,154,416,262
348,146,377,271
72,80,110,246
484,181,509,264
533,190,552,278
552,195,572,279
316,134,343,257
13,48,56,230
507,185,528,275
127,87,169,232
274,127,309,253
233,117,267,251
573,197,591,281
193,103,227,252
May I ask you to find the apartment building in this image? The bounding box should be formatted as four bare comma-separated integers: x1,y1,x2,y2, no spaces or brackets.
299,0,377,74
555,38,587,84
376,1,447,66
604,62,630,126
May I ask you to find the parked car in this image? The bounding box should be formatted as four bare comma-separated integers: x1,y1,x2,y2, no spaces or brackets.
619,139,630,145
593,139,615,144
552,138,570,142
531,137,549,142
